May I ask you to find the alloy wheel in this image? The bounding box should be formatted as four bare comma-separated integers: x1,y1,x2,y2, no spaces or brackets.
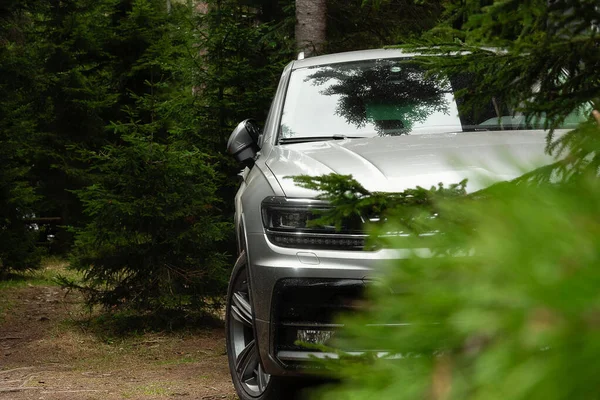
228,264,270,397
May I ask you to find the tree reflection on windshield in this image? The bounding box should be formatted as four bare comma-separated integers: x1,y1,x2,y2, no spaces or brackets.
304,61,451,136
278,58,588,141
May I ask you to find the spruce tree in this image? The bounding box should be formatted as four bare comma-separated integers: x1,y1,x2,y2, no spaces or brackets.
0,0,46,272
18,0,120,254
192,0,295,240
69,0,231,311
326,0,444,52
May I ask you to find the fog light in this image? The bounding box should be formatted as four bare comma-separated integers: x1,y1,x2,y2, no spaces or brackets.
296,329,334,345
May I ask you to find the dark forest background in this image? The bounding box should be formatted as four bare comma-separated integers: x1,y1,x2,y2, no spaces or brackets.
0,0,444,309
2,1,600,397
1,0,598,319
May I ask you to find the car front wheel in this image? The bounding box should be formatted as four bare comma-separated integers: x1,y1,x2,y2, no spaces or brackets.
226,251,293,400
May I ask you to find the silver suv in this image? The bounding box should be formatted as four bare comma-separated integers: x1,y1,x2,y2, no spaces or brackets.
225,48,571,400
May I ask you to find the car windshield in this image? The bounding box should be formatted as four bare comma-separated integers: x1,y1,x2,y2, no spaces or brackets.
279,58,587,141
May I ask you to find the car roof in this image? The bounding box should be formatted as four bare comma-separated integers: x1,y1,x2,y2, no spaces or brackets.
292,49,418,69
291,48,418,70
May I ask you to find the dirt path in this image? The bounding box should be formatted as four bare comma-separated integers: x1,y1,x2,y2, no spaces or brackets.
0,283,236,399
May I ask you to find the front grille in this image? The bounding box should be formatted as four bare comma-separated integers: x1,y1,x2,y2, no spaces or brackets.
271,278,366,367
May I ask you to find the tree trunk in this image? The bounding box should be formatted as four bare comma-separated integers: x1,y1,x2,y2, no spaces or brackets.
295,0,326,57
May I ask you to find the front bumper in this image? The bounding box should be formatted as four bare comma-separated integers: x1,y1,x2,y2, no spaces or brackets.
245,231,425,376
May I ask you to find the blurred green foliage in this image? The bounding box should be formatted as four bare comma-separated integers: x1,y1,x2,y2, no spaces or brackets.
292,0,600,398
303,158,600,400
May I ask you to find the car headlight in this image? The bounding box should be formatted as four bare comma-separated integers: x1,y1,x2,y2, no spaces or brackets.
261,196,367,250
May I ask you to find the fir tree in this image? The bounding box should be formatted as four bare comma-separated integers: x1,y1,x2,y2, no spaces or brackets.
0,0,46,271
192,0,295,242
326,0,444,52
18,0,120,253
402,0,599,175
68,0,231,311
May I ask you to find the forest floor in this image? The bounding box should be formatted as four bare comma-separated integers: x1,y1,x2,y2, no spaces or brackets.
0,259,236,400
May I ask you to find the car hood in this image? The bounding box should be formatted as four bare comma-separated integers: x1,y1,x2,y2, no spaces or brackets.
265,130,560,198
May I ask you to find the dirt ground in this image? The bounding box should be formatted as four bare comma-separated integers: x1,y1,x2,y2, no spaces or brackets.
0,264,236,400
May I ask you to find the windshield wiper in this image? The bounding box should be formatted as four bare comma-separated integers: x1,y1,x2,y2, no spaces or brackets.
279,135,364,144
461,127,491,132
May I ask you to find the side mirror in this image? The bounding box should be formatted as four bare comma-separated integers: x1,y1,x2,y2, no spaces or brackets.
227,119,260,166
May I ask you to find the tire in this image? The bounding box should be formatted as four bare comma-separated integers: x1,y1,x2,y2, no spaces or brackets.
225,251,294,400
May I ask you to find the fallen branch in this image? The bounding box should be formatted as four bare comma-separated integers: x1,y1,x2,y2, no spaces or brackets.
0,380,23,384
41,390,108,394
131,339,164,346
0,387,40,393
0,367,33,375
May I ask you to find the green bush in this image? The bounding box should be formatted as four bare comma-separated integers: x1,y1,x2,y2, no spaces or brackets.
70,133,231,311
